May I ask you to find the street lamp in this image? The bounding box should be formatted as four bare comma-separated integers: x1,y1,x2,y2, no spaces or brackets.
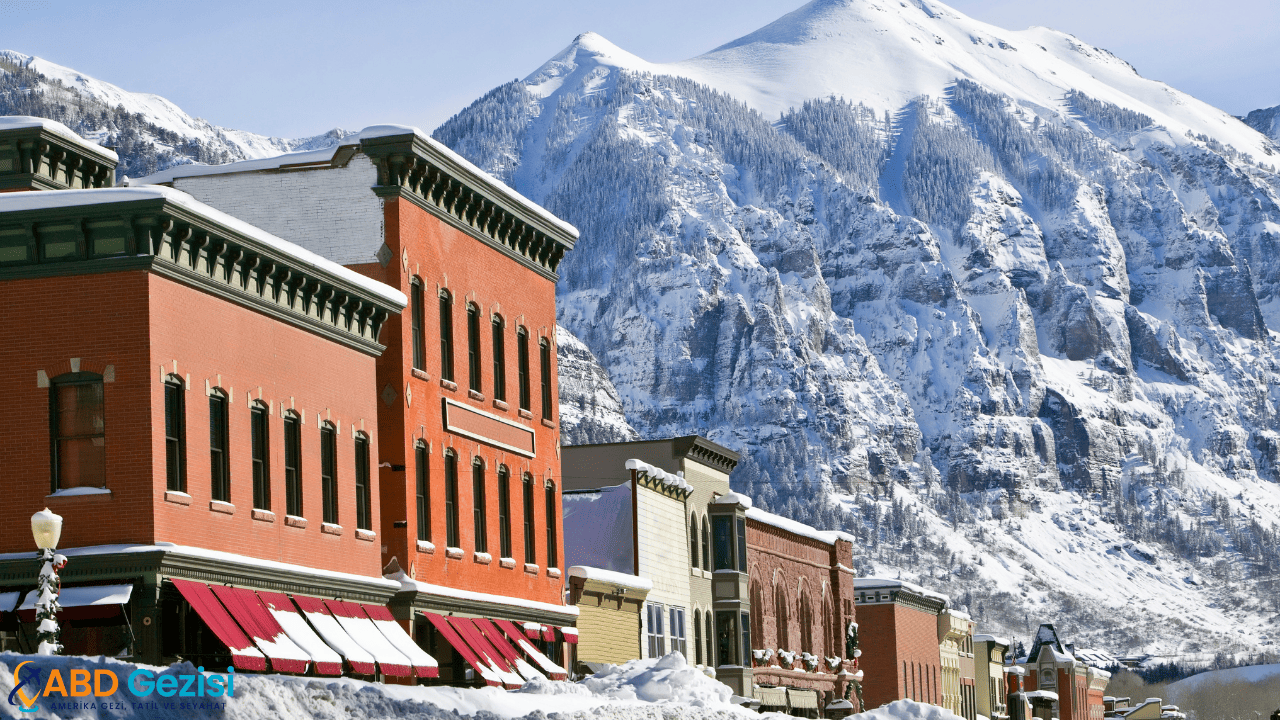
30,508,65,656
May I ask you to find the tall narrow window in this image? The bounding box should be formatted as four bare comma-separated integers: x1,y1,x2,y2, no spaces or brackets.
705,614,714,666
209,392,230,502
492,315,506,402
736,516,748,572
701,516,711,572
164,378,186,492
517,328,530,411
670,607,687,658
545,481,558,568
467,304,482,393
646,603,666,658
539,338,553,419
444,451,460,548
693,609,703,665
689,515,699,569
250,403,270,511
411,279,425,370
472,458,487,553
284,413,302,517
713,516,733,571
715,612,739,666
50,372,106,491
522,473,535,564
498,466,512,559
439,290,454,382
355,434,371,531
416,442,430,542
321,423,337,524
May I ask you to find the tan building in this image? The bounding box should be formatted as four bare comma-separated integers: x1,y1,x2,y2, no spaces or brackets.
973,634,1011,720
939,608,976,719
567,566,651,669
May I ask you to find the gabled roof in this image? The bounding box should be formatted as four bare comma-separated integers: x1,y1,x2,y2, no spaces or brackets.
1028,623,1076,664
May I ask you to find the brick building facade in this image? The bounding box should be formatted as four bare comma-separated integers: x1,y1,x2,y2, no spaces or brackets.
852,579,948,710
1020,624,1110,720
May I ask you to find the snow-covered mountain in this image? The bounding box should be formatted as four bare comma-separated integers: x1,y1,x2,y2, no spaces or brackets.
433,0,1280,659
1242,104,1280,143
0,50,351,177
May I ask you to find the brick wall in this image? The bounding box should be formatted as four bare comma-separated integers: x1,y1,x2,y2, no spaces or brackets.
858,602,943,710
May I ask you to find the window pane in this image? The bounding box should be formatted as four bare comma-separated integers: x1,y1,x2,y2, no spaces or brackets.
164,382,185,492
517,330,530,410
716,612,738,666
545,482,558,568
52,376,105,490
285,416,302,517
467,305,482,393
701,517,711,571
251,407,270,511
472,460,487,553
712,516,733,571
445,454,459,548
416,444,430,542
741,612,751,669
439,293,454,382
492,319,506,402
539,339,552,419
523,475,535,564
321,426,337,524
355,437,371,530
498,468,511,558
411,281,425,370
209,395,229,502
736,517,747,573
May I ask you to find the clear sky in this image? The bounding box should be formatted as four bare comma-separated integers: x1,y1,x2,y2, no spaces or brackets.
1,0,1276,139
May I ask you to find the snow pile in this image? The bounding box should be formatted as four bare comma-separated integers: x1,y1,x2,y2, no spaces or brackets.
577,654,733,707
850,700,965,720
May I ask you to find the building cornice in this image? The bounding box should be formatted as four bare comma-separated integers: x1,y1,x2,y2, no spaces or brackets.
673,436,741,473
0,125,116,192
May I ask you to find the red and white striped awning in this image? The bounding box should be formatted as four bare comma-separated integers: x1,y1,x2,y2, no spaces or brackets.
210,585,312,674
170,579,265,671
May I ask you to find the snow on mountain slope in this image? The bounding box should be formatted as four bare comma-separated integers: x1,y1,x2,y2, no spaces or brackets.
1242,104,1280,142
435,0,1280,660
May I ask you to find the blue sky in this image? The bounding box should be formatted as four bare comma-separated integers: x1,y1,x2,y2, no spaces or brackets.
1,0,1276,138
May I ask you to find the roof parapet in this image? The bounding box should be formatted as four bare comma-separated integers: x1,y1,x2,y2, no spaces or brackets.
0,117,118,192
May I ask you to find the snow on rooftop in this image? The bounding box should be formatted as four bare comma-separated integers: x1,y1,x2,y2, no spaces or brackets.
851,577,951,606
130,124,578,240
625,458,692,492
0,115,119,162
745,506,854,547
385,571,578,618
567,566,653,591
973,634,1011,647
0,186,405,308
711,491,753,508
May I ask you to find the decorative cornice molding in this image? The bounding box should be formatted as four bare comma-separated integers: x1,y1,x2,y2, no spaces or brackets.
0,126,116,192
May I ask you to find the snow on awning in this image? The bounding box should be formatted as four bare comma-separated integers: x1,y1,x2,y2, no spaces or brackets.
18,584,132,622
257,591,343,676
522,621,542,640
559,627,578,644
449,617,524,689
473,618,545,682
323,600,412,677
541,625,556,642
210,586,311,674
171,579,265,671
492,618,568,680
0,591,21,619
290,595,376,675
359,604,439,678
422,612,502,686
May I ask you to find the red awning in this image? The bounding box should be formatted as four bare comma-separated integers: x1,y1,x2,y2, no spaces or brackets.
559,627,579,644
359,604,439,678
291,595,376,675
448,617,523,688
257,591,343,676
210,586,311,674
541,625,556,642
323,599,412,677
473,618,544,681
171,579,266,671
422,611,501,687
492,618,568,680
523,622,541,640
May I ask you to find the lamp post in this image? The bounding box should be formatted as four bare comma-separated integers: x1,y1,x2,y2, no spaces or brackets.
31,508,65,656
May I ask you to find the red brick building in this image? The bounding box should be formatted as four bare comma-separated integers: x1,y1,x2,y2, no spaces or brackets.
852,578,948,710
745,506,861,716
1019,624,1110,720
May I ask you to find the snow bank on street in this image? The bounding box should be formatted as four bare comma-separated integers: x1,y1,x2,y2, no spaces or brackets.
851,700,966,719
576,653,732,706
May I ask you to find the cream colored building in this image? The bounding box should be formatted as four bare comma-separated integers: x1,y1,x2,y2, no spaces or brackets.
567,566,651,667
973,634,1010,720
939,608,976,719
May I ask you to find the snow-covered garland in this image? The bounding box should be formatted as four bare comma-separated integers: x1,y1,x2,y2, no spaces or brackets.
800,652,820,672
776,649,797,669
751,648,774,665
34,547,67,655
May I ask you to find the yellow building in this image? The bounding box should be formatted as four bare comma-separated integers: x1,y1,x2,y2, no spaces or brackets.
973,634,1010,720
939,608,976,719
567,566,652,669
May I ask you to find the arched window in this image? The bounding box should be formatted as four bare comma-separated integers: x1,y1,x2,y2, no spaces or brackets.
516,327,530,411
444,451,460,547
798,588,814,654
415,442,430,542
439,289,454,382
492,314,506,402
497,465,512,558
700,516,711,571
209,390,230,502
539,337,553,419
774,584,790,650
283,411,302,517
410,278,425,370
823,593,835,658
50,371,106,491
472,458,487,553
522,473,536,564
749,582,764,650
250,402,270,511
705,613,714,666
693,609,703,665
467,303,482,393
545,480,558,568
354,433,371,531
689,515,699,568
321,422,338,524
163,375,186,492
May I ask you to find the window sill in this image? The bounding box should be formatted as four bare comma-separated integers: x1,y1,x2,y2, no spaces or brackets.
355,528,376,542
285,515,307,529
47,487,111,498
252,509,276,523
209,501,235,515
445,546,465,559
499,557,516,569
541,418,557,429
440,379,458,392
473,551,492,565
468,389,485,402
518,408,533,420
164,491,191,506
546,567,562,579
523,563,540,575
492,399,509,411
411,368,431,382
321,523,343,536
417,540,436,555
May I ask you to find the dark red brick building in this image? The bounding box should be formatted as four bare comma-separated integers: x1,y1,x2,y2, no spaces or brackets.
851,578,947,710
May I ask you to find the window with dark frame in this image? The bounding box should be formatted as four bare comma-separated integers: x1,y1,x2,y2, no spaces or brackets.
522,473,535,564
416,442,430,542
689,515,699,569
497,466,511,559
646,603,666,659
472,458,487,553
284,413,302,517
411,279,426,371
355,434,371,531
539,338,553,419
321,423,338,524
209,392,230,503
164,378,186,493
701,516,711,572
517,328,530,411
250,403,270,511
467,304,482,393
713,515,733,571
545,480,558,568
492,315,506,402
439,290,454,382
50,372,106,491
693,609,703,665
444,451,460,548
